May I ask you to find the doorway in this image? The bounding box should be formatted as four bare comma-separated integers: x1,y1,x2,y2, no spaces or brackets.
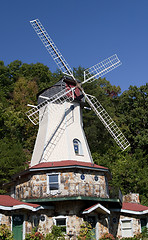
12,215,24,240
87,215,97,239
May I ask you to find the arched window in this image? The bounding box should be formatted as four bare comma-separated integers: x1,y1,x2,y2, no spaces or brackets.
73,139,83,155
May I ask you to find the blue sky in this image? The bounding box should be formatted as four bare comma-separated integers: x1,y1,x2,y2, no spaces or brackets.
0,0,148,92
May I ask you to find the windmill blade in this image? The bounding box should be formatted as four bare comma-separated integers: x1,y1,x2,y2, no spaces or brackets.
83,54,121,84
30,19,74,78
26,87,76,125
82,91,130,151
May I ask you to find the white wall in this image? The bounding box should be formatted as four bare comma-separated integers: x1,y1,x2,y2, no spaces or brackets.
31,101,93,166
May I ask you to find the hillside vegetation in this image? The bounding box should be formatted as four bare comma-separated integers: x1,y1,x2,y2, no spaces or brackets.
0,60,147,205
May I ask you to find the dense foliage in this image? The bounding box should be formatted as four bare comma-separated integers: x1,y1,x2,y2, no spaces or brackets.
77,221,94,239
0,224,147,240
0,61,147,204
0,224,13,239
25,227,44,240
99,233,115,240
25,225,66,239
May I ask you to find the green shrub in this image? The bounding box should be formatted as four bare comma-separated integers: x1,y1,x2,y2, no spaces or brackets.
45,225,65,240
0,224,13,240
99,232,115,240
25,227,44,240
77,221,95,240
141,226,148,239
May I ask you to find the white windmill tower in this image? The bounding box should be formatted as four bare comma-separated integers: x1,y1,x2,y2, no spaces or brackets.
27,19,130,167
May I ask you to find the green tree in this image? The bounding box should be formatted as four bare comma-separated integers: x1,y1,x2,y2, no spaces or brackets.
92,84,148,205
0,138,27,193
117,84,148,155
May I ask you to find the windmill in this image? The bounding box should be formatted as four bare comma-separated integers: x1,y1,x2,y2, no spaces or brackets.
27,19,130,167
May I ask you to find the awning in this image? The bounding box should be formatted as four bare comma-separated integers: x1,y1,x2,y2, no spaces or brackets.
82,203,110,215
0,195,42,212
112,202,148,215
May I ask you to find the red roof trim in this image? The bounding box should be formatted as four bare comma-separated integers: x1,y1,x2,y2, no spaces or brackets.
84,203,98,211
30,160,108,170
9,160,110,183
122,202,148,212
0,195,40,208
82,202,110,214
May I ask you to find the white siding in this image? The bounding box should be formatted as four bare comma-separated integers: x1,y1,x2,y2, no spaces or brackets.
31,101,93,166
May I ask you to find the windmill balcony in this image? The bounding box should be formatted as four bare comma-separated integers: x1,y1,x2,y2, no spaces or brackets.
14,182,122,201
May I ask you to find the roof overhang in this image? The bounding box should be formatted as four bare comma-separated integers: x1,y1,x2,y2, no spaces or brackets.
0,204,43,212
30,165,109,173
7,161,110,184
111,208,148,215
3,161,110,189
0,195,48,212
23,196,120,204
82,203,110,215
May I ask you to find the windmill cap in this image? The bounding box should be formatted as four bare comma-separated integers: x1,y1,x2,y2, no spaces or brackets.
37,75,84,105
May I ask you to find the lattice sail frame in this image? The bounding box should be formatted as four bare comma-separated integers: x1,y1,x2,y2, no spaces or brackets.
30,19,74,78
83,54,121,84
26,87,75,125
82,91,130,151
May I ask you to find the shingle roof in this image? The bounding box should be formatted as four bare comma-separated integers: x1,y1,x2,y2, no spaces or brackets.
30,160,108,170
82,203,110,214
9,160,110,184
122,202,148,212
0,195,40,210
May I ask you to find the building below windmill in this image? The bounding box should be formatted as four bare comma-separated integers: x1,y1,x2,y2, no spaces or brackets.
0,76,147,239
0,161,148,239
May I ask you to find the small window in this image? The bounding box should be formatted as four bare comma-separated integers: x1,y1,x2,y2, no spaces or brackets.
49,174,59,190
73,139,83,155
56,218,66,226
47,173,60,194
54,216,67,233
121,219,133,238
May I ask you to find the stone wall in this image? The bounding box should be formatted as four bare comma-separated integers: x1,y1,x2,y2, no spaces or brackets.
0,214,11,228
110,212,141,239
0,207,142,239
11,169,109,200
24,201,85,236
98,215,109,238
123,193,140,203
24,201,111,238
